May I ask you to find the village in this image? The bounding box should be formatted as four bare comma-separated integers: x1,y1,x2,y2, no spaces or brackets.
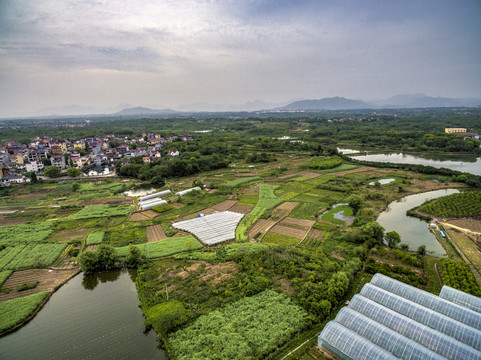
0,133,192,186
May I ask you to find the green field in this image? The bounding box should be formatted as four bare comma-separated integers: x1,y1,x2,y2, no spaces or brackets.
236,184,283,241
225,176,262,187
0,270,12,286
115,235,202,258
168,289,308,360
262,232,299,246
0,291,48,333
321,205,353,224
86,232,105,245
420,191,481,218
0,222,54,246
0,243,67,271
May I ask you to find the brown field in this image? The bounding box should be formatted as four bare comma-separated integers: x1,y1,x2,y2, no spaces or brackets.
12,189,53,201
249,219,277,240
211,199,237,211
279,171,320,179
0,215,28,226
47,228,91,242
85,245,98,251
270,225,306,239
82,197,133,205
242,187,258,195
229,204,254,214
446,218,481,233
306,228,324,241
444,227,481,275
174,208,217,222
146,224,167,242
0,268,78,303
270,217,315,240
273,202,299,218
129,210,160,221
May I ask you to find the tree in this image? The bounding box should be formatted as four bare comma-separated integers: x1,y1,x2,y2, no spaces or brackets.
71,182,80,192
43,166,60,178
347,195,363,214
385,231,401,248
417,245,426,256
97,244,118,271
67,167,82,177
360,222,385,248
125,244,145,268
78,250,100,274
400,244,409,251
327,271,350,301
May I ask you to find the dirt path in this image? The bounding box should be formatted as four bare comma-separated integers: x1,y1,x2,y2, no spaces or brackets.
146,224,167,242
441,222,481,236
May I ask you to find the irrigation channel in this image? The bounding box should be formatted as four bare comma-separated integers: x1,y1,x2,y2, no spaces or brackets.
345,151,481,176
377,189,460,257
0,269,168,360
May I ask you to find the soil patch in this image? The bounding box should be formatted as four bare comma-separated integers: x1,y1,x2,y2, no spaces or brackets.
0,215,28,226
279,171,320,179
0,268,78,303
445,218,481,234
82,197,133,205
306,228,324,241
146,224,167,242
47,228,92,242
229,204,254,214
129,210,160,222
211,199,237,211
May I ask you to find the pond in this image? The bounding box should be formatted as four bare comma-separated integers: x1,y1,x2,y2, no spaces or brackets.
348,152,481,175
368,178,396,186
377,189,460,257
0,270,168,360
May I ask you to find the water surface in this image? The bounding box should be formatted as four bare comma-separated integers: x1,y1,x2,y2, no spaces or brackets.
0,270,167,360
377,189,460,257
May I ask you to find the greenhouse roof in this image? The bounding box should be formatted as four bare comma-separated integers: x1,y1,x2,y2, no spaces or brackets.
318,274,481,360
172,211,244,245
440,285,481,314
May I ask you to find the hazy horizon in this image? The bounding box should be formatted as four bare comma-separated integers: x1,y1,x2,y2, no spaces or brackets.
1,0,481,117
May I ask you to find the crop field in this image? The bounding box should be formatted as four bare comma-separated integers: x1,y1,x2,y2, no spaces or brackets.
225,176,262,187
0,271,12,287
211,199,238,211
86,232,105,245
0,222,54,246
168,289,308,360
270,217,314,239
279,171,320,180
115,235,202,258
440,258,481,296
66,205,132,220
419,191,481,218
263,232,300,246
0,243,67,271
445,218,481,233
0,291,48,333
146,224,167,242
290,202,324,220
301,228,325,248
444,227,481,274
302,156,342,170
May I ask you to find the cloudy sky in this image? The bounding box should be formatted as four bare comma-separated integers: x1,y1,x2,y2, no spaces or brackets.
0,0,480,117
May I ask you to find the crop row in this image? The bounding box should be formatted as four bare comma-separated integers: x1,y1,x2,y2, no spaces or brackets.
225,176,262,187
66,205,132,220
86,232,105,245
440,258,481,296
115,235,202,258
420,191,481,218
0,291,48,333
0,243,67,271
0,222,53,246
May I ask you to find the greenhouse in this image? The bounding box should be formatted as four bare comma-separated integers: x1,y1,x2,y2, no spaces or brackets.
176,186,202,197
440,285,481,314
139,199,167,210
370,274,481,331
138,189,171,202
318,274,481,360
172,211,244,245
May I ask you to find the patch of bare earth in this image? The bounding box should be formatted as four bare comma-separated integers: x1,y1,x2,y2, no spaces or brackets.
242,187,257,195
170,203,184,209
270,217,315,241
47,228,91,242
85,245,98,251
0,268,78,303
275,276,294,295
161,261,238,286
306,228,324,241
129,210,160,221
444,218,481,234
211,199,237,211
147,224,167,242
82,197,133,205
0,215,28,226
279,171,320,179
229,204,254,214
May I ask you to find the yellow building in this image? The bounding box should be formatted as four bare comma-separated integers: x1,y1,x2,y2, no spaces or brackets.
11,153,24,164
445,128,466,134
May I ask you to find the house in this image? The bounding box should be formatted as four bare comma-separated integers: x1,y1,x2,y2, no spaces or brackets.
143,157,151,164
25,160,44,173
445,128,467,134
168,150,180,158
117,144,129,155
0,174,31,186
10,152,24,165
50,155,66,169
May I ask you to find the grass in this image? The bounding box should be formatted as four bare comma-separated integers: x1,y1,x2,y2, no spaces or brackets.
0,291,48,333
317,163,358,174
262,232,299,246
236,184,283,241
66,205,132,220
86,232,105,245
115,235,202,258
290,202,324,220
106,225,147,247
236,194,259,207
0,270,12,286
445,229,481,274
321,205,353,225
225,176,262,187
423,256,442,294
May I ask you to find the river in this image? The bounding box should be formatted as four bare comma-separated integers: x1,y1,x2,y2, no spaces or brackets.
346,151,481,176
0,270,168,360
377,189,460,257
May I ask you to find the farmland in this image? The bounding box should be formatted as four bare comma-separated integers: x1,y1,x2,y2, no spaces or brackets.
0,291,48,333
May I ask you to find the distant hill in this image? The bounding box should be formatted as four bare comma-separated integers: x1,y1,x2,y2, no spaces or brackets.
278,97,371,111
114,107,177,116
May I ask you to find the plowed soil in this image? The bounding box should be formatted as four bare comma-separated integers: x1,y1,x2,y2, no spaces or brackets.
270,217,315,239
229,205,254,214
129,210,160,221
146,224,167,242
279,171,320,179
82,197,133,205
0,268,78,303
211,199,237,211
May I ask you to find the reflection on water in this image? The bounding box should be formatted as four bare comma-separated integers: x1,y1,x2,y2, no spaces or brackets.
349,152,481,175
122,184,160,197
377,189,460,257
0,269,168,360
82,269,121,291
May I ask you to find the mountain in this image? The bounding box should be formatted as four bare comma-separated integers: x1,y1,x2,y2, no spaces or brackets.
278,97,371,111
114,107,177,116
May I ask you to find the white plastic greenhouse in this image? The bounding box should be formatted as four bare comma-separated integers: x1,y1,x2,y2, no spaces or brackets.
139,199,167,210
318,273,481,360
138,189,172,202
172,211,244,245
175,187,202,197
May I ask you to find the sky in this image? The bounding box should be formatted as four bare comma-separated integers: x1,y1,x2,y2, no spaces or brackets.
0,0,480,117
